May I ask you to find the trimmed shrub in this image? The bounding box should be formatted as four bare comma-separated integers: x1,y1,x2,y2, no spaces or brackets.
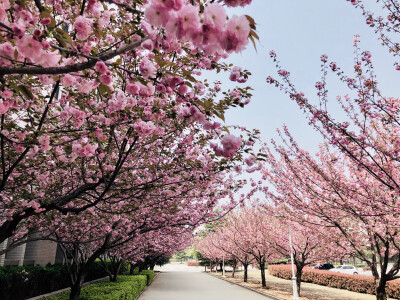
140,270,155,285
268,265,400,298
47,275,148,300
186,261,199,266
0,262,129,300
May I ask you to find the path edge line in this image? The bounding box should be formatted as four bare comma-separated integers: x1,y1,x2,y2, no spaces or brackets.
135,271,161,300
204,272,284,300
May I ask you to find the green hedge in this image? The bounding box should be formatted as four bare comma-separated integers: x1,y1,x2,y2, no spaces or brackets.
0,262,129,300
139,270,154,285
48,275,147,300
132,267,140,275
269,265,400,298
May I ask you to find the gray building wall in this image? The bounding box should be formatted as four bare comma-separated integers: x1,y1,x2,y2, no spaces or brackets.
0,239,7,266
0,234,58,267
4,242,26,266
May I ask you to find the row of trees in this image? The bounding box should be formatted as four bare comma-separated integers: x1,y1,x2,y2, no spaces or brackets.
263,1,400,300
201,2,400,300
196,204,344,296
0,0,259,299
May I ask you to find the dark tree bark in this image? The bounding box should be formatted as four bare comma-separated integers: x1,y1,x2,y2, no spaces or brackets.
295,262,304,296
231,260,237,278
375,277,388,300
110,260,122,282
69,277,85,300
243,263,249,282
259,260,267,288
130,263,135,275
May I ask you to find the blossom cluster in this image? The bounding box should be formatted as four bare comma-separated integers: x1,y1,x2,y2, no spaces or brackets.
144,1,251,54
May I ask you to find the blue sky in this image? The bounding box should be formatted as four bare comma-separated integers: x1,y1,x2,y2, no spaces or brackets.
209,0,400,153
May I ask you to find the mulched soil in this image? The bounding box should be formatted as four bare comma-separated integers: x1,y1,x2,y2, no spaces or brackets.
210,270,395,300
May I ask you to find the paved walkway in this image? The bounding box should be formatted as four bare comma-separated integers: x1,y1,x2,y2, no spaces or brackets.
138,272,275,300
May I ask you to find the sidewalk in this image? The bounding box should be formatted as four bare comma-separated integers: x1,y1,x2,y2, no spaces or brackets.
211,269,396,300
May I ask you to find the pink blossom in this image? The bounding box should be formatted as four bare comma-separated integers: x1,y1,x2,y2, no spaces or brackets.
221,15,250,53
164,0,184,11
0,0,10,10
78,79,99,94
223,0,252,7
144,3,171,27
178,84,188,94
100,74,113,86
133,120,156,136
126,83,140,95
61,74,77,87
36,52,61,67
1,90,13,98
166,4,200,40
38,135,51,151
142,39,154,51
74,16,93,40
12,24,25,36
0,42,14,58
0,101,10,114
244,155,256,166
15,35,42,61
230,71,240,82
41,40,50,50
95,61,108,73
81,144,98,157
203,3,226,29
220,134,242,157
139,57,156,79
139,82,155,97
156,84,166,93
179,4,201,35
40,17,51,25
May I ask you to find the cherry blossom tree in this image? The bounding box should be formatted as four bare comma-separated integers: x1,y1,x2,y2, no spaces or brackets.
262,131,400,300
197,205,282,288
261,205,348,296
264,2,400,299
207,226,254,279
0,0,258,249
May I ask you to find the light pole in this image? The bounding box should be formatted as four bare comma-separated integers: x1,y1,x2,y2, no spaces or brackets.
289,224,300,300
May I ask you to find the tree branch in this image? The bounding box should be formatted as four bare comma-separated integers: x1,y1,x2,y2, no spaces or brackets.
0,37,148,75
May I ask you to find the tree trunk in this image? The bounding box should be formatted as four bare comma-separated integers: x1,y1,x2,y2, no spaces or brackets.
375,278,387,300
150,264,155,270
296,264,304,297
260,262,267,288
110,261,122,282
243,264,248,282
219,262,223,272
232,261,237,278
130,263,135,275
69,273,85,300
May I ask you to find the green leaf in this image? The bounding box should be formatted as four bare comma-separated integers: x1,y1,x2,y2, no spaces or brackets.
40,10,56,27
98,84,111,97
249,35,257,52
245,15,257,30
54,28,73,48
182,69,197,82
17,85,33,100
154,56,167,67
250,29,260,40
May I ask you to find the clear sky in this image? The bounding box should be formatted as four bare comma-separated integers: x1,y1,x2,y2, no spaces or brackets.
207,0,400,153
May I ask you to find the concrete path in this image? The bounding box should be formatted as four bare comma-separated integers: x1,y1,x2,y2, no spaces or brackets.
138,272,275,300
